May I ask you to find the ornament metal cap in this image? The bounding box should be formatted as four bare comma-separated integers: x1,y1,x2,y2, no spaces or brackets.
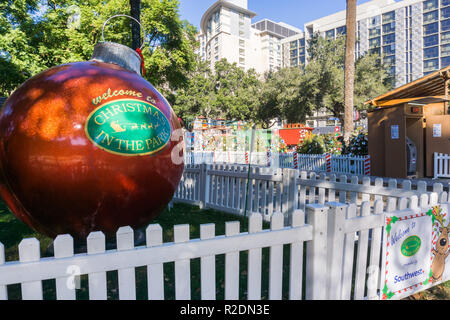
91,14,147,75
91,41,142,75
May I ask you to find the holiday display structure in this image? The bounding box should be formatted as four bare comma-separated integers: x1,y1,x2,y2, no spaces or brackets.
0,17,183,239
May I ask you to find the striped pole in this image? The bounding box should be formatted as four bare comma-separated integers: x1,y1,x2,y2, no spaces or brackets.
325,153,332,173
364,155,371,176
293,152,299,169
245,151,249,164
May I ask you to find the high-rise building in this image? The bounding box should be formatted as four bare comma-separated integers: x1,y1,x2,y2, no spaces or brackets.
283,0,450,88
197,0,300,74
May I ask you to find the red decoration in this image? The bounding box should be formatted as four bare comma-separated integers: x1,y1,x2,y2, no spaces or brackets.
0,60,183,239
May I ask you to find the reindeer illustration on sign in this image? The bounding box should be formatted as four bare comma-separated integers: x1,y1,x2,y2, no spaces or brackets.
431,206,450,283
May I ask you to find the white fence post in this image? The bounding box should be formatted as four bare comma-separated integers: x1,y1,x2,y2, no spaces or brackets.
0,242,6,300
19,238,42,300
247,213,263,300
269,212,284,300
54,234,76,300
289,210,306,300
146,224,164,300
87,231,107,300
200,223,216,300
174,224,191,300
305,203,329,300
117,226,136,300
325,202,347,300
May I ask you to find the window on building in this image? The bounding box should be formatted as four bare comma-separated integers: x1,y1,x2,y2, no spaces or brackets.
300,55,305,64
423,22,439,35
442,6,450,19
384,56,395,65
299,38,305,47
424,46,439,58
336,26,346,35
382,11,395,24
442,31,450,44
215,55,219,61
325,29,335,39
239,57,245,64
239,48,245,56
424,58,439,72
291,58,298,66
369,37,381,48
382,22,395,34
290,49,298,57
369,27,381,37
239,39,245,47
423,10,439,23
443,0,450,7
383,44,396,55
290,41,298,49
423,0,438,12
424,34,439,47
383,33,395,45
441,43,450,56
441,55,450,67
442,19,450,32
369,15,381,27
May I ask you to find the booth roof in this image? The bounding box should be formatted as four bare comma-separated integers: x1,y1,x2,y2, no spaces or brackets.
365,65,450,108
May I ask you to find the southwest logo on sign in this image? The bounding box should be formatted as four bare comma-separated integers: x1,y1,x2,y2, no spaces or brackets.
85,99,171,156
401,236,422,257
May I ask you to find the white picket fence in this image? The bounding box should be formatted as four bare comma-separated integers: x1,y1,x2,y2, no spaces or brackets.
434,153,450,179
186,152,371,176
174,164,447,221
1,164,449,301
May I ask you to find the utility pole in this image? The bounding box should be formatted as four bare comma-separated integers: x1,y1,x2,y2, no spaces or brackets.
344,0,357,143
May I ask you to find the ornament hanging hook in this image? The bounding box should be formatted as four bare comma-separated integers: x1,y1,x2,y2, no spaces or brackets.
101,14,147,50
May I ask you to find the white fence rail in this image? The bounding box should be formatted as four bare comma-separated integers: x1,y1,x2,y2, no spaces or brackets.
186,152,371,176
435,153,450,179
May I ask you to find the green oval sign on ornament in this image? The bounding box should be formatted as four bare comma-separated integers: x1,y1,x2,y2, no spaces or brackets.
401,235,421,257
85,99,172,156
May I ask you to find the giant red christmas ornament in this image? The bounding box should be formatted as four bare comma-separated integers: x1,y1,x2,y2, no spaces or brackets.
0,40,184,240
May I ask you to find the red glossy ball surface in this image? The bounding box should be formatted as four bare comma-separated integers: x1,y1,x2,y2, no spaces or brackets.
0,61,184,239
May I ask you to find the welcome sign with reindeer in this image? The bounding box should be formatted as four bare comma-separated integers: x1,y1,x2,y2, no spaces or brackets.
381,204,450,300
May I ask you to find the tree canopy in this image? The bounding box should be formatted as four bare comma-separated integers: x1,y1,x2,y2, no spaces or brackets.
172,58,260,126
0,0,198,96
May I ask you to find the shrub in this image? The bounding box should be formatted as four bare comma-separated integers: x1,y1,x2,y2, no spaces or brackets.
343,129,368,156
297,134,325,154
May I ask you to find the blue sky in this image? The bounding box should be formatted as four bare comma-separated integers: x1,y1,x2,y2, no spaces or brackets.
179,0,376,31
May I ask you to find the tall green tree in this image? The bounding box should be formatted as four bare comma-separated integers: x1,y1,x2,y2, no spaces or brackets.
173,58,261,126
257,67,318,128
304,34,392,124
0,0,197,96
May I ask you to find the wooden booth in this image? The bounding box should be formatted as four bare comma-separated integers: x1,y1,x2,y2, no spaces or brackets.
366,66,450,179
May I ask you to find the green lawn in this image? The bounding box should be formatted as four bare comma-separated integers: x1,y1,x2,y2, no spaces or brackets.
0,200,448,300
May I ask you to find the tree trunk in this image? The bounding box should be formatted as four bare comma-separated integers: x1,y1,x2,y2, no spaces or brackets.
130,0,141,50
344,0,357,142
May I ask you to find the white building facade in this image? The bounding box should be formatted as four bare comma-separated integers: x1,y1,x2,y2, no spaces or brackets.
197,0,300,74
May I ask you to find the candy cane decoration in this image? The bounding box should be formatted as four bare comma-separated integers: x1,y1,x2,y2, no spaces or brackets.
245,151,249,164
364,155,371,176
293,152,298,169
325,153,332,173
